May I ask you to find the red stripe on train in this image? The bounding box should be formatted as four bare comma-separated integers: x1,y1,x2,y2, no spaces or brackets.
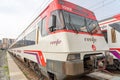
110,48,120,52
24,50,46,67
99,19,118,26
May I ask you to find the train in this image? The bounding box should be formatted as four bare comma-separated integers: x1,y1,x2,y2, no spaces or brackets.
99,14,120,70
8,0,113,80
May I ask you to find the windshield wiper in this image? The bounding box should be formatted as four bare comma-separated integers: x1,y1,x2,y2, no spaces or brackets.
83,17,90,33
87,20,97,34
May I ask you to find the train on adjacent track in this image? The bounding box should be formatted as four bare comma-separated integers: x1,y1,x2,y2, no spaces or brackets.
8,0,114,80
99,14,120,70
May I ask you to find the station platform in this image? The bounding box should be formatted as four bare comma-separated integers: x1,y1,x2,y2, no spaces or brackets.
7,53,28,80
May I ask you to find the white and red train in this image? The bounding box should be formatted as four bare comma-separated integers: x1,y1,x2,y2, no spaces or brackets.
99,14,120,70
8,0,113,80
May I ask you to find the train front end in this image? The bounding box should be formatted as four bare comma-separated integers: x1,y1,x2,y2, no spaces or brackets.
45,0,114,79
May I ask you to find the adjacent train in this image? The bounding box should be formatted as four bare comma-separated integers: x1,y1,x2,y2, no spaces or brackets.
99,14,120,70
8,0,113,80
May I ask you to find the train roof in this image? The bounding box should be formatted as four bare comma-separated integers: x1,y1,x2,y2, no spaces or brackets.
99,14,120,22
9,0,96,48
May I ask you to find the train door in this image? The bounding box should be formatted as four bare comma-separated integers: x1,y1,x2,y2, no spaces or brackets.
37,17,47,43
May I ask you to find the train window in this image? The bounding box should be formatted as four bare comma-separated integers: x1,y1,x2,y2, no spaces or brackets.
38,20,42,29
109,22,120,33
49,10,65,32
11,30,36,48
111,28,116,43
41,17,48,36
24,29,36,46
12,38,24,48
63,10,88,32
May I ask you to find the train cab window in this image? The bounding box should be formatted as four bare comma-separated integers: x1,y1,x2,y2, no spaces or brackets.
63,11,87,32
41,17,48,36
111,28,116,43
49,10,65,32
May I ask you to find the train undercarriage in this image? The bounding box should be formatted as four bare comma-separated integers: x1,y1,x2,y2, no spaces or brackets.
84,53,106,72
106,59,120,70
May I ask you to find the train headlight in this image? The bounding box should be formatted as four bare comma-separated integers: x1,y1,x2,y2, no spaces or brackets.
67,54,80,61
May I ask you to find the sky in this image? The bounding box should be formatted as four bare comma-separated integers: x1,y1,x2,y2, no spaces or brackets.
0,0,120,40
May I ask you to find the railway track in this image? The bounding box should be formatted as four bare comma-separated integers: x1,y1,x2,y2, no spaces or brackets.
10,54,120,80
10,54,40,80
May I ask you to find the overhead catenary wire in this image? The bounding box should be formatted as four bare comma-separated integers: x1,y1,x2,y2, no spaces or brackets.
91,0,116,11
17,0,119,40
89,0,106,9
15,0,52,41
98,11,120,20
27,0,52,23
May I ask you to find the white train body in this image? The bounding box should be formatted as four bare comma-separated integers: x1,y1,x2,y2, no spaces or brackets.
10,32,108,64
99,14,120,59
9,0,112,79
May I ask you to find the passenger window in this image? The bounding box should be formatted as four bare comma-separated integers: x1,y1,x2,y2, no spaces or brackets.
38,20,42,29
111,28,116,43
24,29,36,46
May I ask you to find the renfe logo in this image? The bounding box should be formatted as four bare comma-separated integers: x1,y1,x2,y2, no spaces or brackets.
50,39,62,46
92,44,96,51
84,37,96,43
62,5,72,11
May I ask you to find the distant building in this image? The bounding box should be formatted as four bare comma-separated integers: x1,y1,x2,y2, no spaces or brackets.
0,38,15,49
9,39,15,45
2,38,8,44
2,43,8,49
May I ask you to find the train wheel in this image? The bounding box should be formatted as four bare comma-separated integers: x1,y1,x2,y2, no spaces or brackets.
39,76,45,80
54,75,57,80
39,75,48,80
34,63,42,77
24,59,30,67
34,64,48,80
48,73,57,80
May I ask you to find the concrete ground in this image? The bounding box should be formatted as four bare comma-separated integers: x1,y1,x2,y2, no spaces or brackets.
0,50,28,80
7,52,28,80
0,50,9,80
